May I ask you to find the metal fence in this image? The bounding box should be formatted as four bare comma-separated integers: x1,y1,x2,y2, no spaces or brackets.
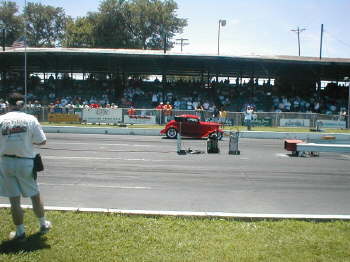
4,107,344,129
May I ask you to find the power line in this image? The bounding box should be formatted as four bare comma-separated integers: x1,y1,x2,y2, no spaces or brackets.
324,30,350,49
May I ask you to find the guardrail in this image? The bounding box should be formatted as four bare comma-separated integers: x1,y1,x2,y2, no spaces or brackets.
0,107,348,129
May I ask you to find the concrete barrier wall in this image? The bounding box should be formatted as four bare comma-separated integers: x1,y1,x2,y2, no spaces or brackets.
43,126,160,136
43,126,350,141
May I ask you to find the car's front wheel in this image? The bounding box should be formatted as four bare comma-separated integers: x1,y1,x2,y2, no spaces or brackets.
166,127,178,139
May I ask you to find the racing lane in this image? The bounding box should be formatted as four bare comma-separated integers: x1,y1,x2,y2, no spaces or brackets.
1,133,350,215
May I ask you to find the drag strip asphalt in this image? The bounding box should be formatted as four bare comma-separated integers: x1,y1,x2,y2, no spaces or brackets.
1,133,350,216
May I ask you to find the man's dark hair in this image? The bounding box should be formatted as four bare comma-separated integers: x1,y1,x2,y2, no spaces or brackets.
8,92,24,106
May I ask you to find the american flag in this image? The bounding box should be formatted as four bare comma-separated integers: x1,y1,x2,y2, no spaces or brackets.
12,36,26,48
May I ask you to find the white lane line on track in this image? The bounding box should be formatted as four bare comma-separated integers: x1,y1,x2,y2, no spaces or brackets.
276,153,289,158
1,204,349,220
47,142,156,147
38,182,151,190
43,156,179,162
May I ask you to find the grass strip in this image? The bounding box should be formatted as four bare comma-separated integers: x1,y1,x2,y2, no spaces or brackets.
0,209,349,262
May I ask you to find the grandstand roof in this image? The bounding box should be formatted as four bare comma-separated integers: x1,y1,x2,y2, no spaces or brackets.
1,47,350,81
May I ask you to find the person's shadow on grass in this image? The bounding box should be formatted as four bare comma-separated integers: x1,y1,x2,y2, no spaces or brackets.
0,232,51,254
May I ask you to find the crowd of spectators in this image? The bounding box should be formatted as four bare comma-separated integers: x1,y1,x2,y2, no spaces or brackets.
0,74,348,116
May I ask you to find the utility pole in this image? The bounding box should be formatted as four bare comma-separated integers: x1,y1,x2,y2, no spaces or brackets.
175,38,189,52
291,27,306,56
319,24,324,60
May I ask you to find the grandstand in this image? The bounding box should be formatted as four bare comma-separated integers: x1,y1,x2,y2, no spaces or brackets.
0,48,349,117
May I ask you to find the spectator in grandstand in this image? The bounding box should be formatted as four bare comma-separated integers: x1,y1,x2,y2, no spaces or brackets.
32,100,42,120
0,99,7,114
202,101,210,111
313,101,320,113
48,92,55,101
90,103,100,108
192,100,199,110
163,102,173,122
210,105,220,121
219,107,228,125
127,106,136,116
66,104,75,114
340,109,349,128
48,103,55,113
155,102,164,124
195,103,205,121
152,93,158,107
110,103,118,109
173,98,181,110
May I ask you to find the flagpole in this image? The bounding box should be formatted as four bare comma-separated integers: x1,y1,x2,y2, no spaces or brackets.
24,0,27,111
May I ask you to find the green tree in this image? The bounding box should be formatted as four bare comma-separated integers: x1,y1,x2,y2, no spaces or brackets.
70,0,188,49
0,1,23,46
24,2,69,47
126,0,187,50
63,16,95,47
90,0,132,48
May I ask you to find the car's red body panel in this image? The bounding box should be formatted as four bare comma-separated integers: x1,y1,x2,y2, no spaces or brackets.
160,114,224,138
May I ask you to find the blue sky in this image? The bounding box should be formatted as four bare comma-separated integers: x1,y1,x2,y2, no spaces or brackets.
14,0,350,58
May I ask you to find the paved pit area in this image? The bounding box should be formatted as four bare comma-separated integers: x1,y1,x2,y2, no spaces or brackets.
1,133,349,215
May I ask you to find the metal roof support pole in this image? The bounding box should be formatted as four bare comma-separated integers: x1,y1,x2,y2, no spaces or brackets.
348,82,350,129
162,73,167,104
201,71,204,88
2,28,5,51
122,72,126,91
346,77,350,129
207,71,210,90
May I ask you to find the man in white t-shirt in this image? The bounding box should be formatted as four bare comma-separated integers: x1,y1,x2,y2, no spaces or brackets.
244,106,254,131
0,93,51,241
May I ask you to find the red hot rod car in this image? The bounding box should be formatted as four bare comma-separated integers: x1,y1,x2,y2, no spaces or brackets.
160,114,224,139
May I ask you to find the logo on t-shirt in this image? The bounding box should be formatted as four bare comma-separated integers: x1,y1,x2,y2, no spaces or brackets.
0,120,28,136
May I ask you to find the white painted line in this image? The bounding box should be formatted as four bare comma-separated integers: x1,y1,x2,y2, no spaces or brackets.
1,204,350,220
276,153,289,158
47,142,157,147
38,183,151,190
297,143,350,153
43,156,178,162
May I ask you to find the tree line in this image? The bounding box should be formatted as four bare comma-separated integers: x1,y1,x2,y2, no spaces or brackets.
0,0,187,50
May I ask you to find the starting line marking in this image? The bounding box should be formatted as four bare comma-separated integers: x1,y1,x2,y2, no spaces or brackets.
0,204,349,221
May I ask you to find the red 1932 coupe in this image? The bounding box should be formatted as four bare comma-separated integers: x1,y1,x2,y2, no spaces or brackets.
160,114,224,139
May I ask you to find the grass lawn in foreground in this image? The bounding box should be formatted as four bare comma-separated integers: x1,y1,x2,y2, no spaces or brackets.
0,209,349,262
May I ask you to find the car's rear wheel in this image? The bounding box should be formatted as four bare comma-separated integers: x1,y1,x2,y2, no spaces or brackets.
166,128,178,139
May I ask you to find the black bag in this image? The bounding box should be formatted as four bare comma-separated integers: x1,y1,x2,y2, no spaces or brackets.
33,154,44,172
